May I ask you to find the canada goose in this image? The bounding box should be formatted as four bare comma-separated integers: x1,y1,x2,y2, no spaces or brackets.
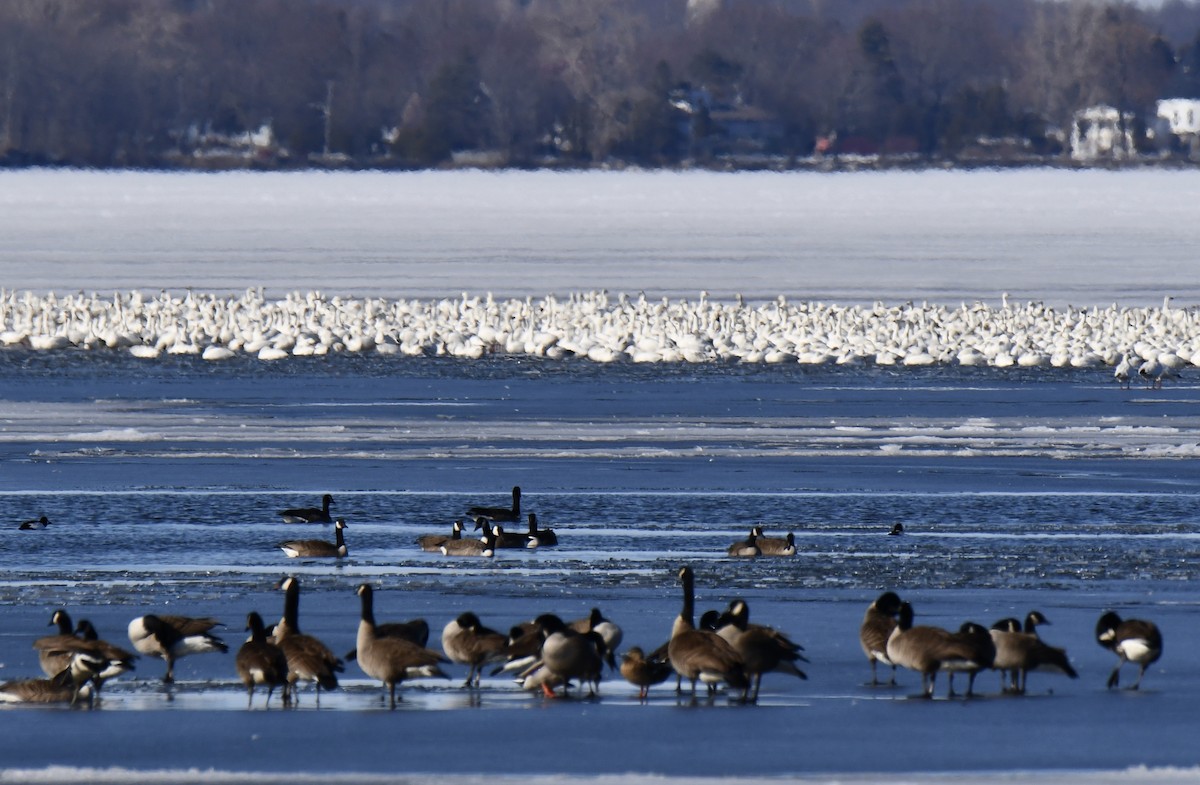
441,525,497,557
236,611,290,708
990,614,1077,694
0,651,103,706
441,611,508,687
344,614,430,662
490,621,543,679
355,584,449,708
889,523,905,536
526,613,613,698
475,519,526,549
940,622,996,697
751,529,796,556
860,591,902,686
886,602,988,698
525,513,558,548
278,518,347,558
272,576,343,701
73,620,137,693
18,515,50,530
1096,610,1162,690
727,530,760,558
278,493,334,523
417,520,464,552
714,599,807,702
467,485,521,523
668,566,748,699
569,607,623,657
33,608,82,678
620,646,673,700
127,614,228,683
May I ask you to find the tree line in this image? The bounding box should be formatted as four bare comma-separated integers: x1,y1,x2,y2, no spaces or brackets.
2,0,1200,169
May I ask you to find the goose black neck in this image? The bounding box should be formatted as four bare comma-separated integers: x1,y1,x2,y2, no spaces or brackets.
359,586,376,626
283,581,301,630
679,569,695,627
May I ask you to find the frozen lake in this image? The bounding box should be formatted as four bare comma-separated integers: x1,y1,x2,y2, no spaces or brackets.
0,169,1199,784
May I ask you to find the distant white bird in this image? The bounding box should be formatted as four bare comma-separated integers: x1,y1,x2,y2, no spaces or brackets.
1113,355,1133,389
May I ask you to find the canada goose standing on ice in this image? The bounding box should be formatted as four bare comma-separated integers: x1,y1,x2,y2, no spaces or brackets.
355,584,449,708
272,576,343,702
18,515,51,530
441,611,509,687
278,494,334,523
73,620,137,695
860,591,902,686
569,607,623,657
236,611,290,707
990,612,1077,694
278,518,347,558
1096,610,1162,690
940,622,995,697
467,486,521,523
667,566,748,699
751,528,796,556
714,599,807,702
620,646,673,700
886,602,986,698
127,614,228,683
527,613,613,698
417,520,464,552
525,513,558,547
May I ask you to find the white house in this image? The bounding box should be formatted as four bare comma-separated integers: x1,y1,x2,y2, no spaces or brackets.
1070,105,1135,161
1156,98,1200,136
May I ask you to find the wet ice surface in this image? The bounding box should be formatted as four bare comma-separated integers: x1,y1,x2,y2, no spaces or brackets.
1,355,1199,781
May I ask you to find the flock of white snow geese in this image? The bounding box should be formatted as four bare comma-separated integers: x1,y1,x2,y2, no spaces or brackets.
0,288,1194,377
4,489,1164,709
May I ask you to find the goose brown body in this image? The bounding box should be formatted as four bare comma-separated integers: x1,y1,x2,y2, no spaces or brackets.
860,592,902,686
667,566,748,698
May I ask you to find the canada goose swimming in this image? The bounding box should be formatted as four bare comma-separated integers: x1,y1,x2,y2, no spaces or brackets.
751,528,796,556
527,613,613,698
668,566,748,699
475,519,526,549
860,591,902,686
727,530,760,558
355,584,449,708
236,611,290,708
990,613,1077,694
714,599,807,702
886,602,988,698
441,525,497,557
620,646,673,700
127,614,228,684
417,520,464,552
272,576,343,702
888,523,905,536
278,518,347,558
525,513,558,548
569,607,623,657
278,493,334,524
18,515,51,530
940,622,996,697
467,485,521,523
0,651,103,706
1096,610,1162,690
271,578,343,700
441,611,508,687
